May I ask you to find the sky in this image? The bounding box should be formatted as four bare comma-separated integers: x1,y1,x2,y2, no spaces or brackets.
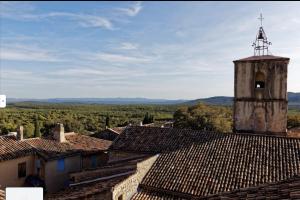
0,1,300,100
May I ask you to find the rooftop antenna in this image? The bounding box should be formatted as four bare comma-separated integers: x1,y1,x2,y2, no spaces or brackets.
252,13,272,56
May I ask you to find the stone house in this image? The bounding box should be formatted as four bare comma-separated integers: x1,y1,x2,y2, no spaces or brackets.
0,123,112,194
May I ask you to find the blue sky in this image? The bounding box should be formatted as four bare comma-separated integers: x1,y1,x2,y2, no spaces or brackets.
0,1,300,99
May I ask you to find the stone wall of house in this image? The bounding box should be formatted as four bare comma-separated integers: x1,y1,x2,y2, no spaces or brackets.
0,155,35,189
44,155,81,193
82,153,109,170
111,155,158,200
233,58,289,135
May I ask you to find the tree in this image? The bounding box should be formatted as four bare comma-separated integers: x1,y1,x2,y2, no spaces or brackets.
105,114,110,128
34,115,41,138
143,112,154,124
173,103,232,133
24,123,34,138
287,114,300,129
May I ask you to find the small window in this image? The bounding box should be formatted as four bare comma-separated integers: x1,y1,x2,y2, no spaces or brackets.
18,162,26,178
255,72,265,89
118,195,123,200
57,159,65,172
91,155,97,168
255,81,265,89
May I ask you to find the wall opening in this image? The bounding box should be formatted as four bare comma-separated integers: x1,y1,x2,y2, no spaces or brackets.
118,194,123,200
255,71,265,99
18,162,27,178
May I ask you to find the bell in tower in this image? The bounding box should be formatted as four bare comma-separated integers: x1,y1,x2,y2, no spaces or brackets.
257,29,264,39
233,14,289,136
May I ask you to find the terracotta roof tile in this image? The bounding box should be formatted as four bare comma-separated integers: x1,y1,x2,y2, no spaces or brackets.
65,133,112,154
0,133,112,162
46,174,131,200
110,126,215,153
0,136,34,162
92,127,126,141
0,189,4,200
111,126,300,198
132,176,300,200
25,138,80,160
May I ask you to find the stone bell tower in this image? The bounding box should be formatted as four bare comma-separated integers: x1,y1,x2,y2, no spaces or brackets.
233,14,289,136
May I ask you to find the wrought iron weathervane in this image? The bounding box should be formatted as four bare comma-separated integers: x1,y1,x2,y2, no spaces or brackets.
252,13,272,56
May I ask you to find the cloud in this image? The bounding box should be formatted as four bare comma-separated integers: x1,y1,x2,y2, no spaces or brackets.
118,1,143,17
0,2,113,30
0,2,37,21
119,42,139,50
2,69,33,77
45,12,113,30
51,68,107,76
90,52,152,64
0,44,62,62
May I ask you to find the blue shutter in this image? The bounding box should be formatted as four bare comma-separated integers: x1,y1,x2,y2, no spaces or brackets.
57,159,65,172
91,155,97,168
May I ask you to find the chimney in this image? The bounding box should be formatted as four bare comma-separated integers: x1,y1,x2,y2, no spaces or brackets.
54,123,65,142
17,125,24,141
139,121,143,126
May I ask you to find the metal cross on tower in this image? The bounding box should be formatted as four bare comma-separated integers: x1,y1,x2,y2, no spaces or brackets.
258,13,264,27
252,13,272,56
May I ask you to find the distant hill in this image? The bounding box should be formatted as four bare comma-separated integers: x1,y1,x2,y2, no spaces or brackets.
6,92,300,106
185,96,233,106
185,92,300,106
7,97,187,105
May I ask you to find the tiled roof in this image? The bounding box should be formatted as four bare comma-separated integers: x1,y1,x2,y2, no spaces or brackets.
65,133,112,154
69,158,139,183
92,127,126,141
111,126,300,198
110,126,217,153
46,174,131,200
25,138,80,161
0,133,112,162
132,175,300,200
132,190,185,200
0,136,34,162
288,127,300,138
0,189,4,200
233,55,289,62
205,175,300,199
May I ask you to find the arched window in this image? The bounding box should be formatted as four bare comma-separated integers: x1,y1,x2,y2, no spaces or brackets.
255,71,265,99
255,72,265,89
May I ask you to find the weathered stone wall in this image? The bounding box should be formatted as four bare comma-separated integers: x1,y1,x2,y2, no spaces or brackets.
111,155,158,200
234,58,289,134
235,60,288,100
234,101,287,134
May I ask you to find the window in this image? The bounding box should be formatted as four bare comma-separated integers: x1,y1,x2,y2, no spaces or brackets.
57,159,65,172
91,155,97,168
255,81,265,89
255,72,265,89
18,162,26,178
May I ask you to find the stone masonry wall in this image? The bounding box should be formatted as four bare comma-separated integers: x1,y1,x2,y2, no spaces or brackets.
111,155,158,200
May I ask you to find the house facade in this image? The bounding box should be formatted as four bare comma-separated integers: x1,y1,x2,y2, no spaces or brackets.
0,123,112,194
